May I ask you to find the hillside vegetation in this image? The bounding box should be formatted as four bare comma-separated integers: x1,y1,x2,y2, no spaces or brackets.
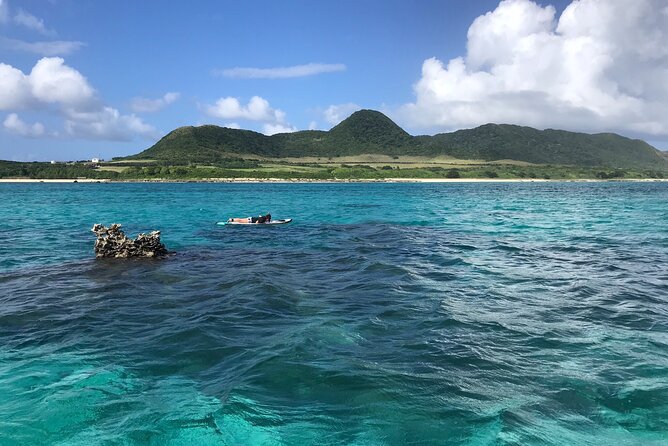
1,159,665,181
126,109,666,169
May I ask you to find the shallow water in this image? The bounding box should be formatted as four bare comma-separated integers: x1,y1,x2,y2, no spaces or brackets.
0,182,666,445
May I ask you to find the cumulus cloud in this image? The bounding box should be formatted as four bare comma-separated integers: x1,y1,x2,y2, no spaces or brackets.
63,107,158,141
29,57,95,106
215,63,346,79
14,9,54,36
0,63,32,109
3,113,45,137
204,95,297,135
0,37,84,56
130,92,180,113
324,103,361,126
263,123,297,135
0,57,95,109
0,57,156,141
205,96,285,122
398,0,668,138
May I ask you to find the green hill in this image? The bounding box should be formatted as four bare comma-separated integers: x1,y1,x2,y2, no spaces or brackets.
130,125,280,163
126,110,668,169
323,109,413,155
419,124,665,168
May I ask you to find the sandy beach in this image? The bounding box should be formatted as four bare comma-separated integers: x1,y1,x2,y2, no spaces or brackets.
0,178,111,183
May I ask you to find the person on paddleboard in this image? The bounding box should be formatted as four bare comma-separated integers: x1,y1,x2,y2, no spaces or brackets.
227,213,272,224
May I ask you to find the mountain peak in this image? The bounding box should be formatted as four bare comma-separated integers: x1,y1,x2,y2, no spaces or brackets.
333,109,406,133
328,109,411,150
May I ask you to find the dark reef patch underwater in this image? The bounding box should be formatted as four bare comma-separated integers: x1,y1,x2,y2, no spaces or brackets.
0,182,667,445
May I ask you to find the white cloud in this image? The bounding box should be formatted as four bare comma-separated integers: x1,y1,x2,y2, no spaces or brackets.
205,96,286,122
1,2,54,36
0,57,93,109
14,9,54,36
323,103,361,126
215,63,346,79
308,121,318,130
0,63,32,109
29,57,95,106
262,123,297,135
0,0,8,23
224,122,240,129
398,0,668,138
0,37,84,55
0,57,156,141
130,92,180,113
204,95,297,135
3,113,45,137
0,3,82,55
63,107,158,141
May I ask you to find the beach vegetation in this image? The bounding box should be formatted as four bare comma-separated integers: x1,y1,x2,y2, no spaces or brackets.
446,169,461,178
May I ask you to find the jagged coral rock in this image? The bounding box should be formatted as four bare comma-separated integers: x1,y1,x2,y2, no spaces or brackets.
92,223,169,258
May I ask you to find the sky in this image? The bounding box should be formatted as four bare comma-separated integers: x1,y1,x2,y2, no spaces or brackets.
0,0,667,161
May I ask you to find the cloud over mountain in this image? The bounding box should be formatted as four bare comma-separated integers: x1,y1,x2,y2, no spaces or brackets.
131,92,180,113
204,96,296,135
398,0,668,139
324,103,361,126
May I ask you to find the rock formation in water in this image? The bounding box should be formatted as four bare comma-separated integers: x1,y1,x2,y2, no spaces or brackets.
92,223,169,258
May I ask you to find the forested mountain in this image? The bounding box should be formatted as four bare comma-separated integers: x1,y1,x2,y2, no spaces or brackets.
126,110,667,169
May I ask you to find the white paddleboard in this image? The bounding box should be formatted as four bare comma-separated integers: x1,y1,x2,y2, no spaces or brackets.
217,218,292,226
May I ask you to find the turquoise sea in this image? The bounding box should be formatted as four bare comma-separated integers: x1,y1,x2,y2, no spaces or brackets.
0,182,666,445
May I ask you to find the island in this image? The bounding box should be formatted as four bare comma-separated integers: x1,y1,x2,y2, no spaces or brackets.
1,110,667,181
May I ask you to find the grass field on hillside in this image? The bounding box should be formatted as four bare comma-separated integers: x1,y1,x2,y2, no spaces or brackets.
104,162,663,180
2,157,665,180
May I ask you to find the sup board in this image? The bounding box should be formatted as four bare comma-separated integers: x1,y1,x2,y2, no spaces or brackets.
217,218,292,226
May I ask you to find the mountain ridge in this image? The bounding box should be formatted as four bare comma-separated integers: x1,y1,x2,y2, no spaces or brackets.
126,110,667,169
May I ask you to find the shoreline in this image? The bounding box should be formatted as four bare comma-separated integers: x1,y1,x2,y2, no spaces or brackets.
0,177,667,184
0,178,109,183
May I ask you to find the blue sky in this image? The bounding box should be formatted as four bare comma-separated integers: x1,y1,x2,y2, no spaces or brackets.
1,0,666,161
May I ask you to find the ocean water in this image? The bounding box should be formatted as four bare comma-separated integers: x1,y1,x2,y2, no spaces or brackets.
0,182,666,445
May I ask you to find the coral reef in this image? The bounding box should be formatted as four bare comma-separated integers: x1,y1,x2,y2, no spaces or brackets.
92,223,169,258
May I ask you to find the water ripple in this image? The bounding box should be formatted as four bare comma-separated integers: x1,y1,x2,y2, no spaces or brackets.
0,182,667,444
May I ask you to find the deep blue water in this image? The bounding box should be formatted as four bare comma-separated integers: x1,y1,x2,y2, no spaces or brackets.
0,182,666,445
